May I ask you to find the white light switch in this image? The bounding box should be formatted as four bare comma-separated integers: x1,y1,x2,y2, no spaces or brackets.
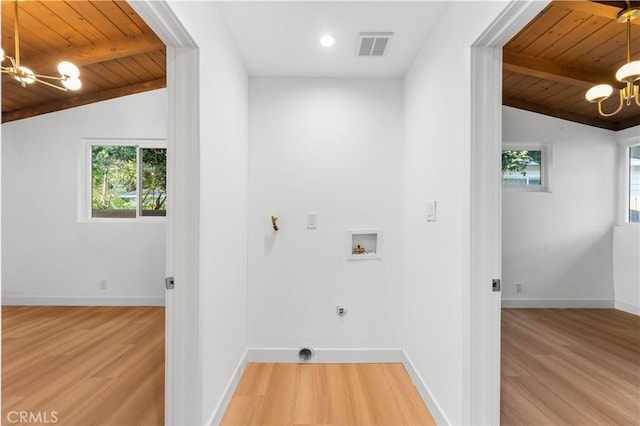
307,212,318,229
426,201,437,222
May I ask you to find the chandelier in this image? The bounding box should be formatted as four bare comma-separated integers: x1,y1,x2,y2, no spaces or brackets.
585,6,640,117
1,1,81,91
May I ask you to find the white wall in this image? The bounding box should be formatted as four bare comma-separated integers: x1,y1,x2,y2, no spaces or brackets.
248,78,403,352
2,89,167,305
166,2,249,424
403,2,510,424
502,106,617,306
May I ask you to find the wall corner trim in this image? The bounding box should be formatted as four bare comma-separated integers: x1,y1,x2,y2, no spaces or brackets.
501,298,614,309
208,350,248,426
615,300,640,316
246,347,402,364
1,296,165,306
402,350,449,426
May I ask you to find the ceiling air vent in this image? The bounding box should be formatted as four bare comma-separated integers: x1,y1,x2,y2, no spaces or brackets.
357,32,393,57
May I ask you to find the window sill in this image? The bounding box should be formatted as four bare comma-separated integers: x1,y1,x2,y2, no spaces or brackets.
78,217,166,224
502,186,551,193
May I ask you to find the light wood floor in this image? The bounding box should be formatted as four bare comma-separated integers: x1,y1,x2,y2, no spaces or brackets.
501,308,640,425
221,363,435,425
2,306,164,426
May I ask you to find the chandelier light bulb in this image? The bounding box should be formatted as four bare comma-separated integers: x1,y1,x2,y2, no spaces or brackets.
0,48,4,61
13,66,35,84
61,77,82,91
615,60,640,83
585,84,613,103
58,61,80,79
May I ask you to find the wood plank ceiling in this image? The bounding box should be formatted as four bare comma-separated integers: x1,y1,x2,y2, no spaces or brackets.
1,0,166,123
504,1,640,131
1,1,638,130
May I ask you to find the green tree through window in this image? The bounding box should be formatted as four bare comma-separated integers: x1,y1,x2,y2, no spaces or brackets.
91,145,166,218
502,150,542,186
141,148,167,216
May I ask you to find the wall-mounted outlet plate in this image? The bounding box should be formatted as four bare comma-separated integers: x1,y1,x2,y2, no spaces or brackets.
515,282,523,293
307,212,318,229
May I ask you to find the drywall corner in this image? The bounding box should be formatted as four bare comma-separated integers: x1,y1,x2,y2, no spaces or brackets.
207,350,248,426
402,350,448,426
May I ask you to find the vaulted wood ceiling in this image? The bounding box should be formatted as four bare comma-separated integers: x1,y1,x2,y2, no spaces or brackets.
504,1,640,131
1,0,166,123
1,1,638,130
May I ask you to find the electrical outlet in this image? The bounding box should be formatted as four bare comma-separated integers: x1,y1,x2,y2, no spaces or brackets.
515,282,523,293
99,280,107,290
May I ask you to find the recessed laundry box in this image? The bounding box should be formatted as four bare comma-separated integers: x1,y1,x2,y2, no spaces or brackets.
347,230,382,260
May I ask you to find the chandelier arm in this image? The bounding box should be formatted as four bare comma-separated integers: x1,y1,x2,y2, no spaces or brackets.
626,81,632,106
2,55,18,71
635,84,640,107
32,77,68,92
13,0,20,69
32,73,67,82
597,90,625,117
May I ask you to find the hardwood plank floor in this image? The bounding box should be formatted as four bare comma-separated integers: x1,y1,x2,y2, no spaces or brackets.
2,306,164,426
221,363,435,425
501,308,640,426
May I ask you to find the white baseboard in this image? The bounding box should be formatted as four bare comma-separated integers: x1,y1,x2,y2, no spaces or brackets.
1,296,165,306
246,347,402,363
208,350,248,426
615,300,640,316
401,350,448,426
501,298,614,309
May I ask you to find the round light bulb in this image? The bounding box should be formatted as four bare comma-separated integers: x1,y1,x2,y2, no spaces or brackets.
62,77,82,91
58,61,80,78
320,35,335,47
14,66,35,84
0,48,5,61
585,84,613,103
615,60,640,83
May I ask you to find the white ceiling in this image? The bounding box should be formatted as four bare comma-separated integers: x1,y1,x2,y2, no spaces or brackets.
215,1,449,78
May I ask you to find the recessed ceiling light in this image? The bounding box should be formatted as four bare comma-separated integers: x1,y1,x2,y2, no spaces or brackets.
320,35,335,48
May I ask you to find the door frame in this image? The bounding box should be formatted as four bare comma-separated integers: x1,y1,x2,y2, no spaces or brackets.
128,2,201,425
468,0,548,423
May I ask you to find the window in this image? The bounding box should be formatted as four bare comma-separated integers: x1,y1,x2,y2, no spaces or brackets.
82,140,166,220
502,150,541,186
629,144,640,223
502,143,551,192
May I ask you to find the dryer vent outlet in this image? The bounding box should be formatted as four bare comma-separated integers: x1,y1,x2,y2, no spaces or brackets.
298,347,314,362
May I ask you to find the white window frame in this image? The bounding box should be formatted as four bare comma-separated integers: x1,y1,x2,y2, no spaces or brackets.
616,132,640,226
78,138,167,223
502,142,552,193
